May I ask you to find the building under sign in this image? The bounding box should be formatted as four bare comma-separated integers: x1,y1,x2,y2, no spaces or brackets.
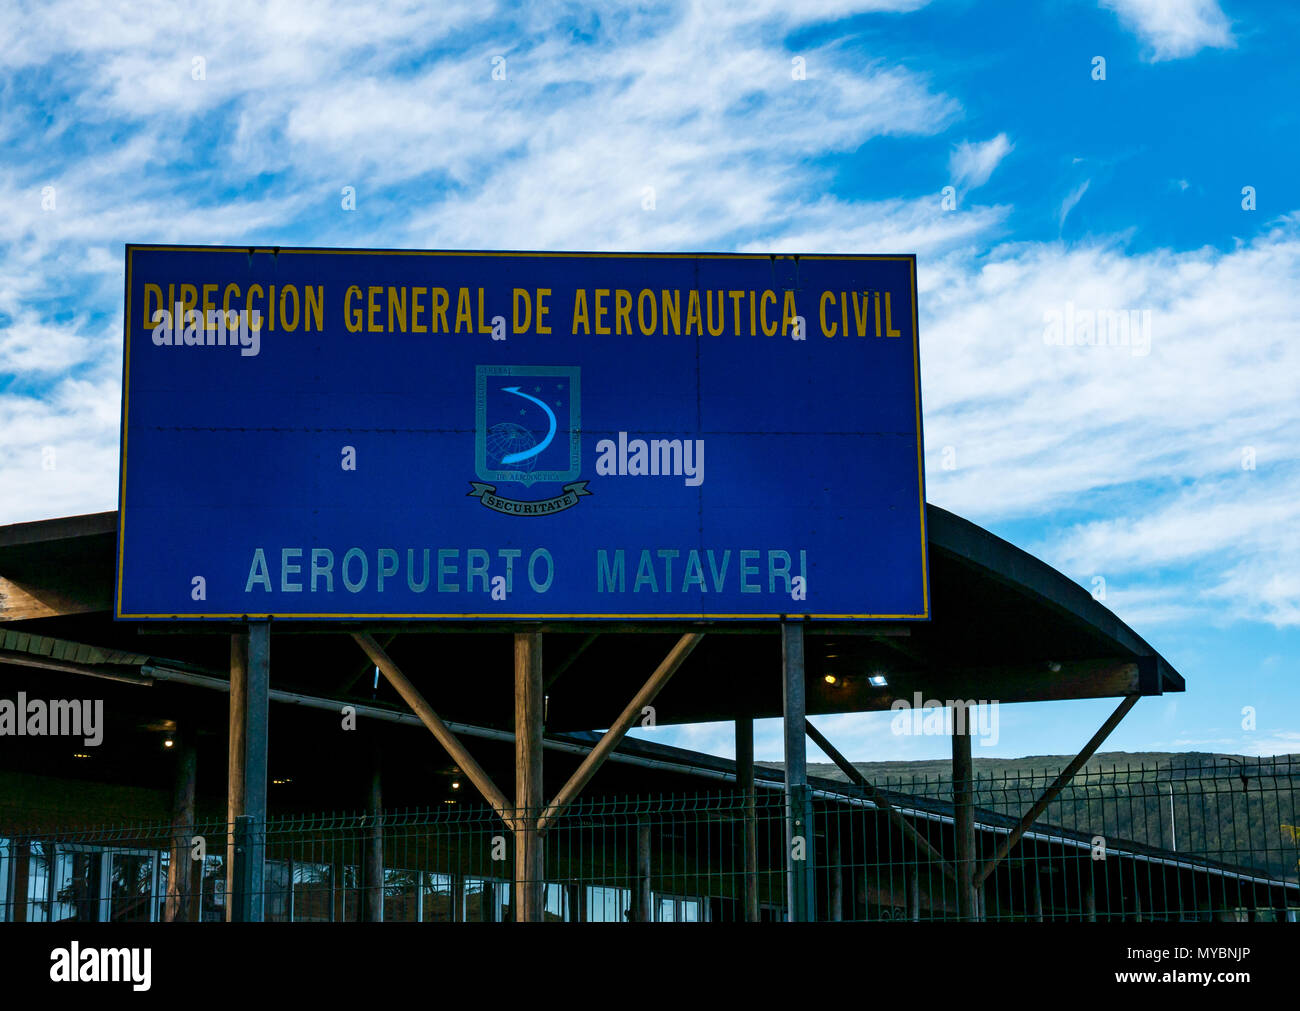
4,504,1292,924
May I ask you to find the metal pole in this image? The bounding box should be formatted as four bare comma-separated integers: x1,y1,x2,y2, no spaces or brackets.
242,621,270,922
1166,782,1177,852
636,820,652,922
231,815,254,922
952,702,975,921
782,622,813,922
735,717,759,922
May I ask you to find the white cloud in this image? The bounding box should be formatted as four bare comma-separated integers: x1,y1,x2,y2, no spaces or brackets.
949,133,1013,190
1059,179,1090,228
1100,0,1235,61
921,216,1300,629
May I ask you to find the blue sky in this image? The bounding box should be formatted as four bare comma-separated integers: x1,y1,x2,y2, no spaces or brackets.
1,0,1296,763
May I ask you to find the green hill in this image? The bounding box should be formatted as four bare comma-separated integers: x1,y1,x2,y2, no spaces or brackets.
759,751,1300,882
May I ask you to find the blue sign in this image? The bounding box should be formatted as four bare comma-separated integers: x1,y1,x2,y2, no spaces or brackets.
117,246,928,621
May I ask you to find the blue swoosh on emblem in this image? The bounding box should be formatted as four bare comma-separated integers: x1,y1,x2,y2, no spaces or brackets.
499,385,558,464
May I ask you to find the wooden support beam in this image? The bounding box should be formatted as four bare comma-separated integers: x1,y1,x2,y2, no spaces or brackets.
163,737,197,922
805,720,956,881
974,694,1139,887
0,576,109,622
514,632,544,923
225,632,247,923
536,632,703,832
352,632,510,823
363,742,383,922
952,702,976,921
736,717,759,923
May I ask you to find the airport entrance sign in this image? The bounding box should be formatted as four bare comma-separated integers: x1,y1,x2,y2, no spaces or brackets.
116,246,928,621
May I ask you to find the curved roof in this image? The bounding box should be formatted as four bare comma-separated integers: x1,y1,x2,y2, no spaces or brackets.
0,505,1182,730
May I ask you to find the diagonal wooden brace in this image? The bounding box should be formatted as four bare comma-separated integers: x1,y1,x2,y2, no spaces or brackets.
805,719,956,881
973,693,1139,887
352,632,512,825
537,632,703,833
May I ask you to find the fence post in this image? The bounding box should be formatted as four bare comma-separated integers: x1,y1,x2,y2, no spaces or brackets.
952,702,976,921
231,814,255,922
782,622,814,922
735,717,759,922
635,819,652,922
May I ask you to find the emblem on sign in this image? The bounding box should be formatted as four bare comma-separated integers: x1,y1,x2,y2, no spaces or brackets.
470,364,589,515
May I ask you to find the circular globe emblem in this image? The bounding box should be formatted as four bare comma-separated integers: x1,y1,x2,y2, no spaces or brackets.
486,421,539,474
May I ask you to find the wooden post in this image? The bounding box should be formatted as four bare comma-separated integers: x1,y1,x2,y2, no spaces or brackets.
514,632,544,923
829,818,843,922
225,632,247,922
735,717,759,923
1084,877,1096,922
164,737,198,921
363,743,383,922
1031,872,1044,922
782,623,813,922
907,866,920,921
952,702,976,921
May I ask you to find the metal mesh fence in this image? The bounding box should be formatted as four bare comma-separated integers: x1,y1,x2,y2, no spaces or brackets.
1,755,1295,923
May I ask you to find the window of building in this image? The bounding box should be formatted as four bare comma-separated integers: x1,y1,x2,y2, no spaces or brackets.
585,885,631,922
264,860,292,922
0,838,10,923
384,868,420,922
653,893,707,922
24,844,167,923
199,855,225,922
541,882,568,922
52,847,103,922
421,872,454,922
292,862,333,922
463,877,510,922
107,851,162,922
